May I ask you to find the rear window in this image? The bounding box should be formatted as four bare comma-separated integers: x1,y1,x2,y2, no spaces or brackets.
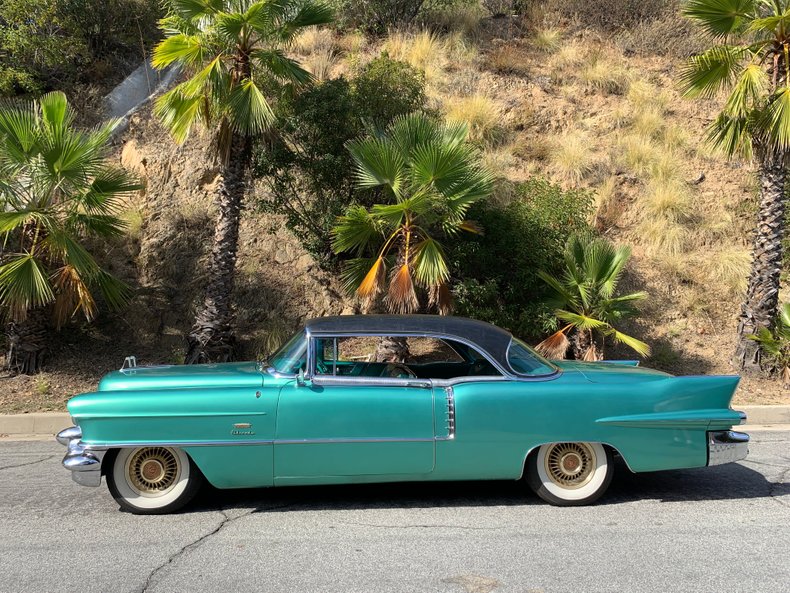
507,339,557,377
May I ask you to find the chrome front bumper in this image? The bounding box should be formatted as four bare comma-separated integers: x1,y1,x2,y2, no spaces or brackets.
707,430,749,466
56,426,106,487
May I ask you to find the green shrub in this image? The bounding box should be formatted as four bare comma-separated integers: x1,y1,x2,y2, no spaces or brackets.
451,178,594,340
253,57,427,266
333,0,472,33
0,0,161,97
353,55,427,129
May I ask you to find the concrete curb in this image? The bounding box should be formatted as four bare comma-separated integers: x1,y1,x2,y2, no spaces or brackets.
0,406,788,438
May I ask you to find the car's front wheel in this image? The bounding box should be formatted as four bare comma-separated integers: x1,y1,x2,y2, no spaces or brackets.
526,442,613,506
107,447,203,514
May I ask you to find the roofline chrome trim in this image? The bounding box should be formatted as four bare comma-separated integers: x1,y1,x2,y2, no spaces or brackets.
308,330,512,378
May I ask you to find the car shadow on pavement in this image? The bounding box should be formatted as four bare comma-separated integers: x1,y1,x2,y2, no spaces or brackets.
186,458,789,514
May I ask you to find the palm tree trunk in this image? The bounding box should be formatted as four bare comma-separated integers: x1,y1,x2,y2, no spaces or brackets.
185,135,250,364
571,329,600,361
5,308,49,375
734,153,787,372
374,336,410,362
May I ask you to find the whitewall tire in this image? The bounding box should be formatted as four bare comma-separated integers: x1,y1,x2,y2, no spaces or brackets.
526,442,613,506
107,447,203,514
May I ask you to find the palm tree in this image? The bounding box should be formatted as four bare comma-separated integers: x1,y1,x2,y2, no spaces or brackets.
0,92,138,374
747,302,790,386
535,233,649,361
152,0,333,363
332,113,493,359
681,0,790,372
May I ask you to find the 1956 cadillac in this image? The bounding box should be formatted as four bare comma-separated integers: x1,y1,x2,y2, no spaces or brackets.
56,315,749,514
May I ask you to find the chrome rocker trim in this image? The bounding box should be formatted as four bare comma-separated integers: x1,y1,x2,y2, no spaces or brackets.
707,430,749,466
56,426,106,487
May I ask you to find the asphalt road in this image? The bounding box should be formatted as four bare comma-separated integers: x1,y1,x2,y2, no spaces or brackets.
0,433,788,593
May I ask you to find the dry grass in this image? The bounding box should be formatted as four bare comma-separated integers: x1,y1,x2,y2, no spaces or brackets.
593,175,623,229
488,45,529,75
580,54,630,95
293,26,335,56
707,248,750,296
534,28,562,53
643,180,692,222
481,144,518,177
385,30,448,84
627,80,671,113
550,132,596,185
550,42,586,71
631,107,664,139
618,135,661,177
638,217,689,256
303,48,337,81
445,94,504,146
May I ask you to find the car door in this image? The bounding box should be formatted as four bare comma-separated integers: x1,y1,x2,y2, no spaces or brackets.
273,335,436,481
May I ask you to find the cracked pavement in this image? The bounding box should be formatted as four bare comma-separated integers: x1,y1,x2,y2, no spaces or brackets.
0,432,788,593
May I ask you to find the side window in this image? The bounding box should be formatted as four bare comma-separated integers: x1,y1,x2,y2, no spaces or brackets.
313,336,501,380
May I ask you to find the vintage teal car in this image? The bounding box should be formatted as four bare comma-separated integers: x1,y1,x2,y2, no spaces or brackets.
56,315,749,514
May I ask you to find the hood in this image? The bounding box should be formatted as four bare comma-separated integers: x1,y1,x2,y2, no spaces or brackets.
554,360,672,383
97,361,264,391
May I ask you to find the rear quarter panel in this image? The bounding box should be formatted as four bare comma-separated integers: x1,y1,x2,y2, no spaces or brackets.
434,372,741,479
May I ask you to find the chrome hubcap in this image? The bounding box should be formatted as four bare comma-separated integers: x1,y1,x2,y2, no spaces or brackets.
127,447,180,493
544,443,596,489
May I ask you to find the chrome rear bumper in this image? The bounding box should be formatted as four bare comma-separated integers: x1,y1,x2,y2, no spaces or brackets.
707,430,749,466
56,426,106,487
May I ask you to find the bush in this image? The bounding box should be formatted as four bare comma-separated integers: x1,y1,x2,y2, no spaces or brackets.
253,56,427,266
333,0,473,33
451,177,594,340
0,0,161,96
353,55,426,129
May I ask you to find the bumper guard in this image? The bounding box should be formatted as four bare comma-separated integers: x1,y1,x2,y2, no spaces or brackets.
56,426,107,487
707,430,749,466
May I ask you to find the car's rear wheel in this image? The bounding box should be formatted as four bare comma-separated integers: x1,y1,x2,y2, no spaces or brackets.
526,442,613,506
107,447,203,514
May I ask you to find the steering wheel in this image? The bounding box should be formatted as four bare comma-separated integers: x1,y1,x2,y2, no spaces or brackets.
380,362,416,378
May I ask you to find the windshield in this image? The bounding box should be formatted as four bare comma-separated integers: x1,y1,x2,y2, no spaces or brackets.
267,331,307,375
507,338,557,377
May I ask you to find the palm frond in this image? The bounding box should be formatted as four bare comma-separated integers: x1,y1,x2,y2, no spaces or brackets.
680,45,745,98
332,205,384,254
725,63,768,116
253,49,313,85
51,265,97,328
277,3,335,43
0,254,54,320
706,112,753,158
346,136,406,197
428,281,452,315
555,309,609,331
412,237,449,286
608,328,651,357
152,34,207,69
535,329,570,360
154,85,207,144
682,0,756,38
356,256,387,300
757,86,790,152
226,79,276,136
386,263,418,314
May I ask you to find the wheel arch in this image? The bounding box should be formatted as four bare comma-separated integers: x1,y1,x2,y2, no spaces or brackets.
518,441,633,480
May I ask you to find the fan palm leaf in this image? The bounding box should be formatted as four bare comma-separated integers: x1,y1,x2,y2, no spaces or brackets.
334,113,493,314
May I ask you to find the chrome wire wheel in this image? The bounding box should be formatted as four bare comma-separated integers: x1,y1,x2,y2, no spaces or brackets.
527,441,614,506
543,442,596,489
127,447,181,495
108,447,203,514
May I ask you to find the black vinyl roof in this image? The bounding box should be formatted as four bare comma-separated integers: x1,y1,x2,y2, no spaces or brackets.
305,315,514,370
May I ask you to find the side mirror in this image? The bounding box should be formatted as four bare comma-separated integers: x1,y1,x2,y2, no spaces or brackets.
296,368,306,387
